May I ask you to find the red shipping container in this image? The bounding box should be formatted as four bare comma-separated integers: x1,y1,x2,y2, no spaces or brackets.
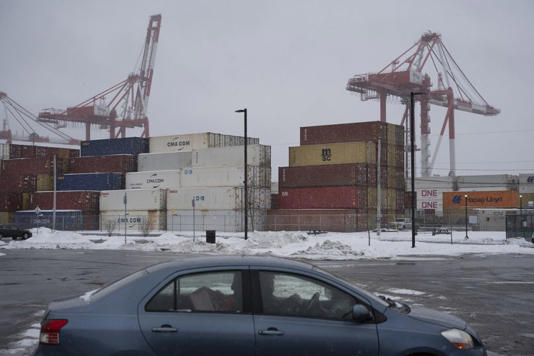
9,144,79,160
1,158,66,176
0,174,37,193
271,194,279,209
279,186,367,209
266,209,369,232
29,191,99,211
69,154,135,174
0,192,23,211
279,164,370,188
300,121,391,146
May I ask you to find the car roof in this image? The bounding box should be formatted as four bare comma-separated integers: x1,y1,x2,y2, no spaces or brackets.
146,255,314,274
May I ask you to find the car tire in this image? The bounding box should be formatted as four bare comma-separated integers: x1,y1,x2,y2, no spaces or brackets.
22,233,29,240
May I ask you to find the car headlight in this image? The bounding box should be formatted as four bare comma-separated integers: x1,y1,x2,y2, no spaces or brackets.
441,329,474,350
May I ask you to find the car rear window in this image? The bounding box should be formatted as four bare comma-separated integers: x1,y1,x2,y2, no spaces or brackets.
90,269,149,302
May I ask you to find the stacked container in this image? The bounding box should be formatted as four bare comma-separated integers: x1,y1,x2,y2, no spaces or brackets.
164,142,271,232
269,121,405,232
0,144,80,225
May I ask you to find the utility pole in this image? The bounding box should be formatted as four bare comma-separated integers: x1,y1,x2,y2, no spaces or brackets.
52,155,57,232
377,138,382,236
235,108,248,240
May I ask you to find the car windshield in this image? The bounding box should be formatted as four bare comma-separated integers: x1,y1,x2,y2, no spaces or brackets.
311,266,389,308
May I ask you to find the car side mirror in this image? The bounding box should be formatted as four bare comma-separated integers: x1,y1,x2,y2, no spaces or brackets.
352,304,373,323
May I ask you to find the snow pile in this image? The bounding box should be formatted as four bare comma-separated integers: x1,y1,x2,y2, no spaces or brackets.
1,228,533,260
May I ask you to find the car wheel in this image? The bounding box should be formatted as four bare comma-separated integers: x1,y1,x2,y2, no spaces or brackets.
22,233,29,240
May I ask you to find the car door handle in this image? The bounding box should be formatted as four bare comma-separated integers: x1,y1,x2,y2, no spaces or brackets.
152,325,178,333
258,328,284,336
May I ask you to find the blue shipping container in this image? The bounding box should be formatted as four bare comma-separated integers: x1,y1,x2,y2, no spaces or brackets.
81,137,149,157
57,173,124,191
15,210,83,230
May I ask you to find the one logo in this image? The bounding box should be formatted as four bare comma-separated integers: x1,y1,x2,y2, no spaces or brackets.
527,176,534,183
321,148,332,161
452,195,462,204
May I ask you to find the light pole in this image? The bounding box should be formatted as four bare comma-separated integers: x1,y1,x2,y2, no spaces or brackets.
410,92,424,248
464,194,469,240
520,194,523,238
235,108,248,240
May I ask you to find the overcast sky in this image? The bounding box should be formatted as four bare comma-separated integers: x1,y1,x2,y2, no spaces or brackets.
1,0,533,180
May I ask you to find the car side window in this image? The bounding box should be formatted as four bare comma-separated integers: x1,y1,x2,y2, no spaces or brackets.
146,271,243,313
258,271,357,321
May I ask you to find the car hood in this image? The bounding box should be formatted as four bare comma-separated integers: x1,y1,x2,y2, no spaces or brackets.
407,306,467,330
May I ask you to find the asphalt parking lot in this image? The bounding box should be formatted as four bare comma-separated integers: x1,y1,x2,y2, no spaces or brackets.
0,250,533,355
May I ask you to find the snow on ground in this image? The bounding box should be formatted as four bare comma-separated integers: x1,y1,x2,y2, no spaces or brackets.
1,228,533,260
386,288,425,296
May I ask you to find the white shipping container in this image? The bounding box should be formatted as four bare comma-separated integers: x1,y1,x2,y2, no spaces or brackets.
167,209,266,233
0,142,8,160
181,166,271,188
100,189,167,211
126,170,181,190
149,132,260,153
519,173,534,193
101,210,166,232
138,152,192,171
192,144,271,168
167,187,270,210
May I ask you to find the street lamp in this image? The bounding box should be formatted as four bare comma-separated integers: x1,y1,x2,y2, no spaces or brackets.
520,194,523,238
464,194,469,240
235,108,248,240
410,92,425,248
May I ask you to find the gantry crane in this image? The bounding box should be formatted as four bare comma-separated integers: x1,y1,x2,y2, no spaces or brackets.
0,91,78,145
38,14,161,140
346,31,499,177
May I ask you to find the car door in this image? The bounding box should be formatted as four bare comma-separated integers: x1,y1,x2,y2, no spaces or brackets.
252,270,379,356
138,268,255,356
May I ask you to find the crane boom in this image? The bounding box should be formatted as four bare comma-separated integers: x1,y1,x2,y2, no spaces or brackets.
37,14,162,140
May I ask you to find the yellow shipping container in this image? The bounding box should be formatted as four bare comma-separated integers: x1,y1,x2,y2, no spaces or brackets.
387,189,397,210
387,124,397,144
289,141,376,167
367,187,387,209
387,145,397,167
37,174,53,191
0,212,14,224
22,193,31,210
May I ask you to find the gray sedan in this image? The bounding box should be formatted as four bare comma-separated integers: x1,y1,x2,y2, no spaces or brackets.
34,256,486,355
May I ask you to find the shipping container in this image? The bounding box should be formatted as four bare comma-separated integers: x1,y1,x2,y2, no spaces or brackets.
0,174,37,193
100,210,166,232
80,137,148,157
519,173,534,194
137,152,192,171
192,144,271,168
100,189,167,211
69,154,135,174
57,173,124,191
37,174,53,191
266,209,369,232
0,143,9,160
300,121,388,146
15,210,83,230
167,209,266,232
1,157,67,176
181,166,271,188
8,144,79,160
271,194,279,210
279,164,371,188
29,191,100,211
289,142,376,167
167,187,270,210
443,190,519,209
0,192,23,211
149,132,260,153
126,170,181,190
0,211,14,224
279,186,366,209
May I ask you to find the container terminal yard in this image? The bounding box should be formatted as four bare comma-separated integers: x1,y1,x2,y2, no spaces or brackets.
0,14,532,238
